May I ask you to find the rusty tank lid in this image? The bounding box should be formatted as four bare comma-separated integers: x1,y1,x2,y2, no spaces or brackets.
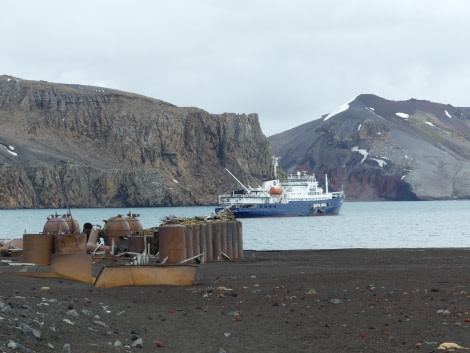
43,213,70,235
125,211,143,233
62,213,80,234
103,214,131,237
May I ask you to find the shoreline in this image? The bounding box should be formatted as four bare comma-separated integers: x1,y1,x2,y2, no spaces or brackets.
1,248,470,352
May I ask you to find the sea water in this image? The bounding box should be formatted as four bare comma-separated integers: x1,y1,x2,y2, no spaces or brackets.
0,200,469,250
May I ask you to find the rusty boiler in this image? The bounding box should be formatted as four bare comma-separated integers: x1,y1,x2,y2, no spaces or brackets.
43,213,70,235
103,214,131,249
125,212,143,234
125,212,154,253
62,213,80,234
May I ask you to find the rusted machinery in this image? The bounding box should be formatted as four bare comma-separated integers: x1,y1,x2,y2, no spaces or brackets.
8,211,243,288
158,219,243,264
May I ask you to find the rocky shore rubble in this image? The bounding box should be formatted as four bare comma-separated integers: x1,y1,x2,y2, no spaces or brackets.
2,248,470,352
0,286,149,352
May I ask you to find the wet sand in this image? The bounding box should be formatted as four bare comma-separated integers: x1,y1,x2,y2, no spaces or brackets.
1,248,470,352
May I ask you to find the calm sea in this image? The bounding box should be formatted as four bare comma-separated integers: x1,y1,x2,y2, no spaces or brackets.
1,201,469,250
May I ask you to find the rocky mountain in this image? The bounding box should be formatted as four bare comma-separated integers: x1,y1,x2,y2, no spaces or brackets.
268,94,470,201
0,75,273,208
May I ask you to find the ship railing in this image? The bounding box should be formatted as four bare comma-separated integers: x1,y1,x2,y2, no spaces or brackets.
229,190,270,198
286,175,317,182
219,193,270,203
331,191,345,198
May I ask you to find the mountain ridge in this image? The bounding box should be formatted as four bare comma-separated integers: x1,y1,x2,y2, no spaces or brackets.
0,75,273,208
2,75,469,207
268,94,470,200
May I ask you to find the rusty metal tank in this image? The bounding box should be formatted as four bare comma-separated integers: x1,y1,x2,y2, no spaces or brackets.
159,224,186,264
125,212,143,234
43,213,70,235
237,220,244,260
103,215,131,247
23,234,54,265
205,222,213,262
62,213,80,234
127,235,154,253
212,222,222,261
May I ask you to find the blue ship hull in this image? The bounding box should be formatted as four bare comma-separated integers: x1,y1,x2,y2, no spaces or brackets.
215,194,345,218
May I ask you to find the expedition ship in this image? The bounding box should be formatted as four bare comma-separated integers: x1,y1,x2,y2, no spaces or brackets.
215,158,345,218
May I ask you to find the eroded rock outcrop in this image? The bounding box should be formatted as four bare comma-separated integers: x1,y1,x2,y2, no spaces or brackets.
0,76,273,208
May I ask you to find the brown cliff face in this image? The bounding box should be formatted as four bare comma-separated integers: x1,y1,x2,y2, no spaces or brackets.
269,94,470,201
0,76,273,208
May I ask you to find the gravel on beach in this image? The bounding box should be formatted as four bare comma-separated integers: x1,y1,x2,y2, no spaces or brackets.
1,248,470,353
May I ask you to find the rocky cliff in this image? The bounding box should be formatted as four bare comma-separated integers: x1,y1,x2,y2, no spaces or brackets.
269,94,470,201
0,76,273,208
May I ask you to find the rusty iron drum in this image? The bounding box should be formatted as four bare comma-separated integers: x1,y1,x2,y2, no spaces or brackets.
159,224,186,264
62,213,80,234
23,234,54,265
103,215,131,248
43,214,70,235
125,213,143,234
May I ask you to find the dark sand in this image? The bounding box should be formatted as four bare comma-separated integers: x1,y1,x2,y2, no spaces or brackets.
2,248,470,352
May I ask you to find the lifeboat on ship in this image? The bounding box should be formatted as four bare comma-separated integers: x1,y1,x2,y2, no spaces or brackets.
269,186,283,195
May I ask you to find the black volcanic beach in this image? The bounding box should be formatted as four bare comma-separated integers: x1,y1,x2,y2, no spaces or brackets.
1,248,470,352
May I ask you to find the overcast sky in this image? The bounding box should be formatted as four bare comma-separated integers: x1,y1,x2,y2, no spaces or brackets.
2,1,469,136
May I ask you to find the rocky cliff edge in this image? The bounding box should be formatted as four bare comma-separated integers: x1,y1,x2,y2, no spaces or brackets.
0,75,273,208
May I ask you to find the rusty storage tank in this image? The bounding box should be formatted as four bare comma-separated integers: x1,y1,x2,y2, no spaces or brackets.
230,221,238,260
43,214,70,235
23,234,54,265
199,223,207,262
185,224,194,260
237,221,244,259
212,222,222,260
205,222,213,262
62,213,80,234
192,223,201,260
103,215,131,248
128,235,154,253
220,221,228,256
159,224,186,264
125,212,143,234
226,221,234,259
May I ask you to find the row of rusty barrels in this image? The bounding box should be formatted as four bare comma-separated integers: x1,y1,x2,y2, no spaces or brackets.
159,220,243,264
23,233,88,265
